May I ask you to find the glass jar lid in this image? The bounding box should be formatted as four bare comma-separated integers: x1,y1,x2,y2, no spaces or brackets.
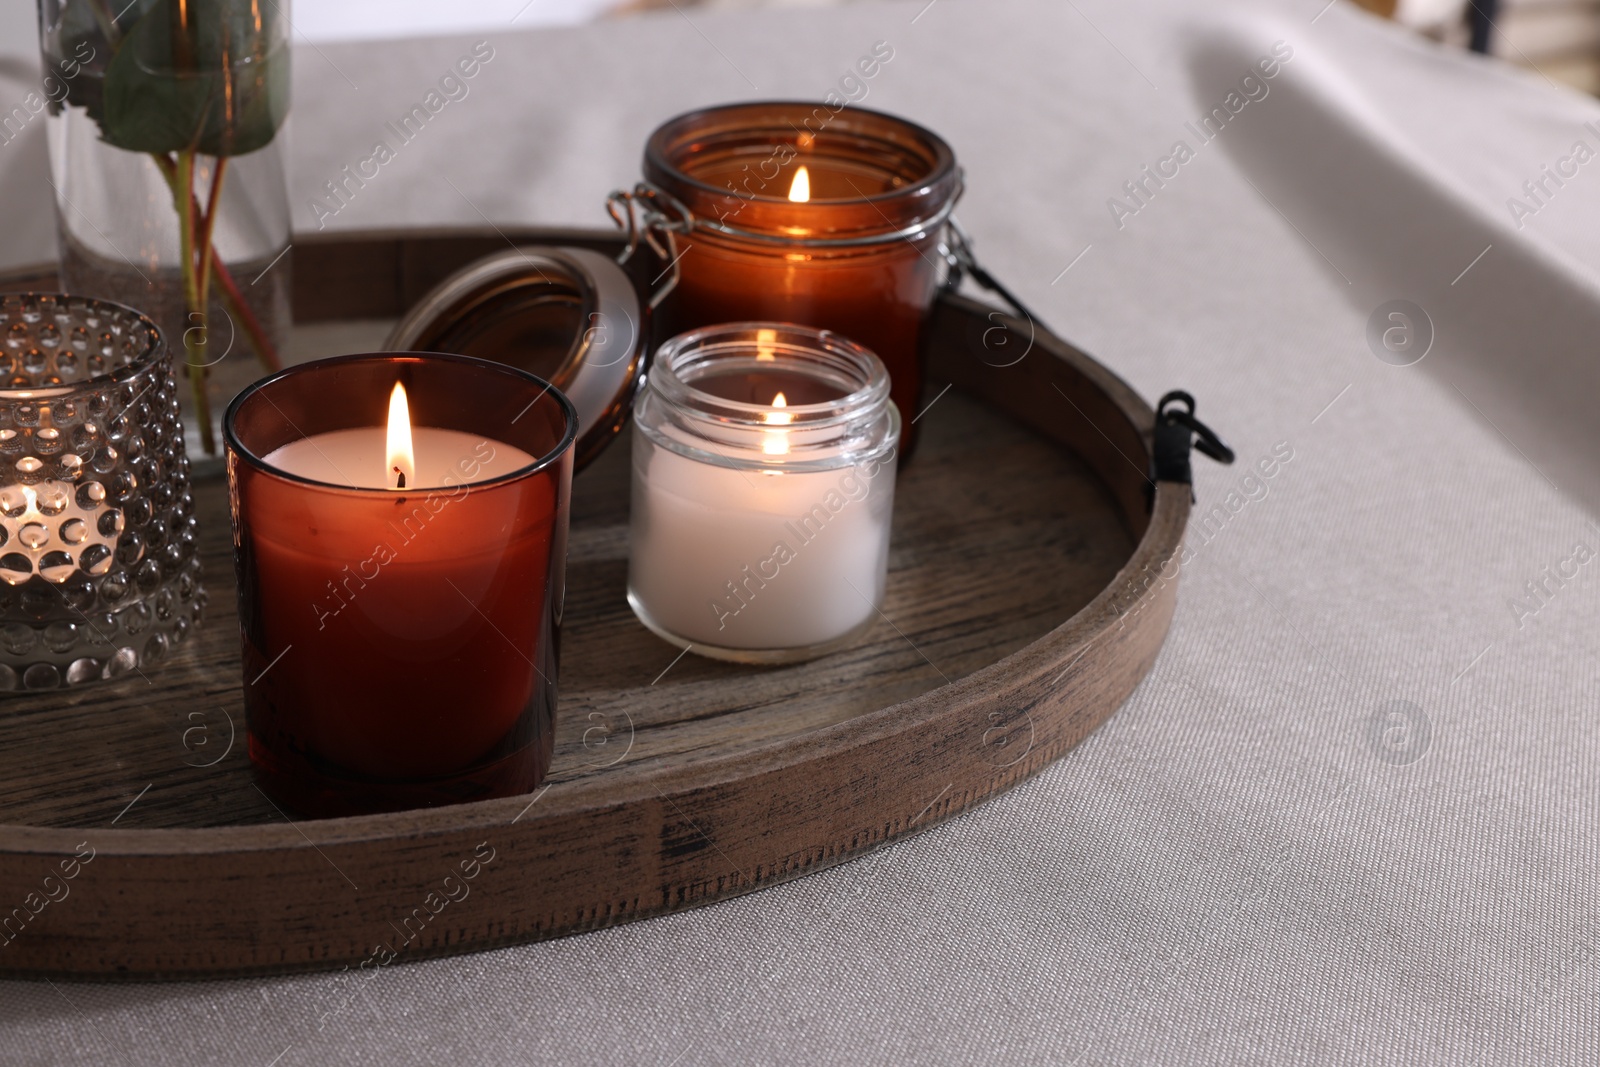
384,245,644,472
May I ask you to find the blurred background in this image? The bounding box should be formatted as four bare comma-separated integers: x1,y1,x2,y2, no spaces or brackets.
1,0,1594,287
1,0,1596,93
1376,0,1600,92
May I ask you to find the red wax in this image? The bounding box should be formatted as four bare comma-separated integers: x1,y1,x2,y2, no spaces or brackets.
226,354,574,817
241,473,554,777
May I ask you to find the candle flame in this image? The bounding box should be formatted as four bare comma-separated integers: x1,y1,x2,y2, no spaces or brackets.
387,382,415,491
788,165,811,203
762,392,791,456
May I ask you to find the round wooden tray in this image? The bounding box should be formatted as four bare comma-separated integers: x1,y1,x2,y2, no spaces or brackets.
0,228,1189,980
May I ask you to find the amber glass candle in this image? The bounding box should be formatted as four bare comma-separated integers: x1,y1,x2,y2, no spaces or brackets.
225,353,575,817
642,103,961,453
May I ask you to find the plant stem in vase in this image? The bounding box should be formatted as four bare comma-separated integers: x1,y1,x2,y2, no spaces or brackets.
38,0,291,460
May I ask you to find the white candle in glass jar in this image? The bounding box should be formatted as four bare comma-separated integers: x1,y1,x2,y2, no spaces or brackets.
629,428,897,650
626,324,900,664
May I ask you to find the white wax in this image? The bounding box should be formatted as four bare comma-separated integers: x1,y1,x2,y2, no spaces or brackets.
627,434,896,652
265,427,535,490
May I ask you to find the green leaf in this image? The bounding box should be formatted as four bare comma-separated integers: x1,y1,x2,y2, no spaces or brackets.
99,0,288,157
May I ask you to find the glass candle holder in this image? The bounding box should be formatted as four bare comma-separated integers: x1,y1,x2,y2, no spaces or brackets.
0,292,202,691
225,353,575,817
628,322,900,664
639,102,961,455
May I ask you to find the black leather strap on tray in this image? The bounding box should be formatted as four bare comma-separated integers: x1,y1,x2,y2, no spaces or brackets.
941,223,1235,505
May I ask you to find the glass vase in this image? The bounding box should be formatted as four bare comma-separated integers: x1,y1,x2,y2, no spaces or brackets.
37,0,292,468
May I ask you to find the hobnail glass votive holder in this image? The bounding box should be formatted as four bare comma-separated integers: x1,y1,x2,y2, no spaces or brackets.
0,293,203,691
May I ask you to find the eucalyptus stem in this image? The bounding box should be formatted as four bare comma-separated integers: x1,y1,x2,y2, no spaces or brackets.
151,149,178,188
195,157,227,296
188,157,229,454
210,256,282,374
174,150,216,455
150,150,281,382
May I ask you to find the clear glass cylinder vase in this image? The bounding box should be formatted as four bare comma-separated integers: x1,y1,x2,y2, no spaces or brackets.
37,0,292,467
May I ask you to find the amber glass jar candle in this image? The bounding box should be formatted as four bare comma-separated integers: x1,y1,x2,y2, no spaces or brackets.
226,353,575,817
641,103,960,453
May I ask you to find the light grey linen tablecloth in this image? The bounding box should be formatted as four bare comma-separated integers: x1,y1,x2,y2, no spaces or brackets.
3,0,1599,1062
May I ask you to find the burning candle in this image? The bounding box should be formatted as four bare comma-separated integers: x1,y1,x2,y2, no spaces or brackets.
788,165,811,203
638,102,961,456
225,353,576,816
627,323,899,663
260,384,539,491
0,293,203,690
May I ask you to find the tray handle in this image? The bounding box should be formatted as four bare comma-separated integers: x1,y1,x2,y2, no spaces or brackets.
940,223,1236,505
1151,390,1236,503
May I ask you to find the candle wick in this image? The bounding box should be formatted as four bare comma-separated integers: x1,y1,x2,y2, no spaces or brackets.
393,466,406,490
